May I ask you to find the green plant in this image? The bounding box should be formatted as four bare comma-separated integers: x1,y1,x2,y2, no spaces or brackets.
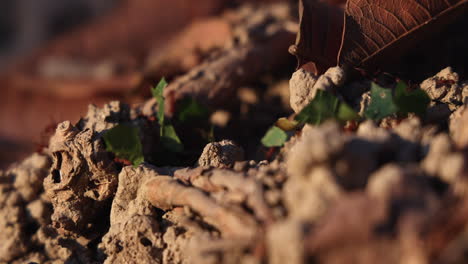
365,81,429,121
151,78,184,153
103,124,144,167
295,90,359,125
261,81,429,148
261,90,357,147
261,126,289,147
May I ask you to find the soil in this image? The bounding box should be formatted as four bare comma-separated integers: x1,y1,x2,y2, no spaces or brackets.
1,1,468,264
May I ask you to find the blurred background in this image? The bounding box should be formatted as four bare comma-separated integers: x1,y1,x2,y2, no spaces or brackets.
0,0,295,168
0,0,119,69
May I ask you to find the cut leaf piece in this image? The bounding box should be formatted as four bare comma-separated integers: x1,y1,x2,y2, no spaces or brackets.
295,89,358,125
103,124,144,167
151,78,168,134
364,83,398,121
275,117,299,131
261,126,289,147
151,78,185,154
295,90,338,125
161,124,184,153
337,101,360,122
394,81,430,115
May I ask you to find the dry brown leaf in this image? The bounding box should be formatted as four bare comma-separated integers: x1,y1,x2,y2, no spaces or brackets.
292,0,468,74
339,0,468,69
289,0,344,75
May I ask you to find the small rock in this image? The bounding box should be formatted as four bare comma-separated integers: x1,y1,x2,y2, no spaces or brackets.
420,67,462,110
197,140,244,168
289,67,345,113
289,69,317,113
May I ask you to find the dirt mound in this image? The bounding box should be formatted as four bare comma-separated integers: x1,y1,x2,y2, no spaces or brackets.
0,66,467,263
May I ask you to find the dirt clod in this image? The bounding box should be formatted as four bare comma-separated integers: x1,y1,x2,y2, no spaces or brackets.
289,66,345,113
197,140,245,168
45,117,118,237
420,67,463,110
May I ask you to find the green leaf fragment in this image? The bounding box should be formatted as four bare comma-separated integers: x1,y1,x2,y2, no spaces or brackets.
295,90,358,125
394,81,430,115
103,124,144,167
364,82,430,120
364,83,398,121
150,78,186,153
161,124,184,153
295,90,336,125
337,102,360,122
261,126,288,147
151,78,168,134
275,117,299,131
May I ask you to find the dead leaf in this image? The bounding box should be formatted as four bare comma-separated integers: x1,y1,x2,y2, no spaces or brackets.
289,0,344,75
292,0,468,74
338,0,468,70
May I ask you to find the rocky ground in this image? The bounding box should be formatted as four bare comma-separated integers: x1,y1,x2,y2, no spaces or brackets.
1,1,468,264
